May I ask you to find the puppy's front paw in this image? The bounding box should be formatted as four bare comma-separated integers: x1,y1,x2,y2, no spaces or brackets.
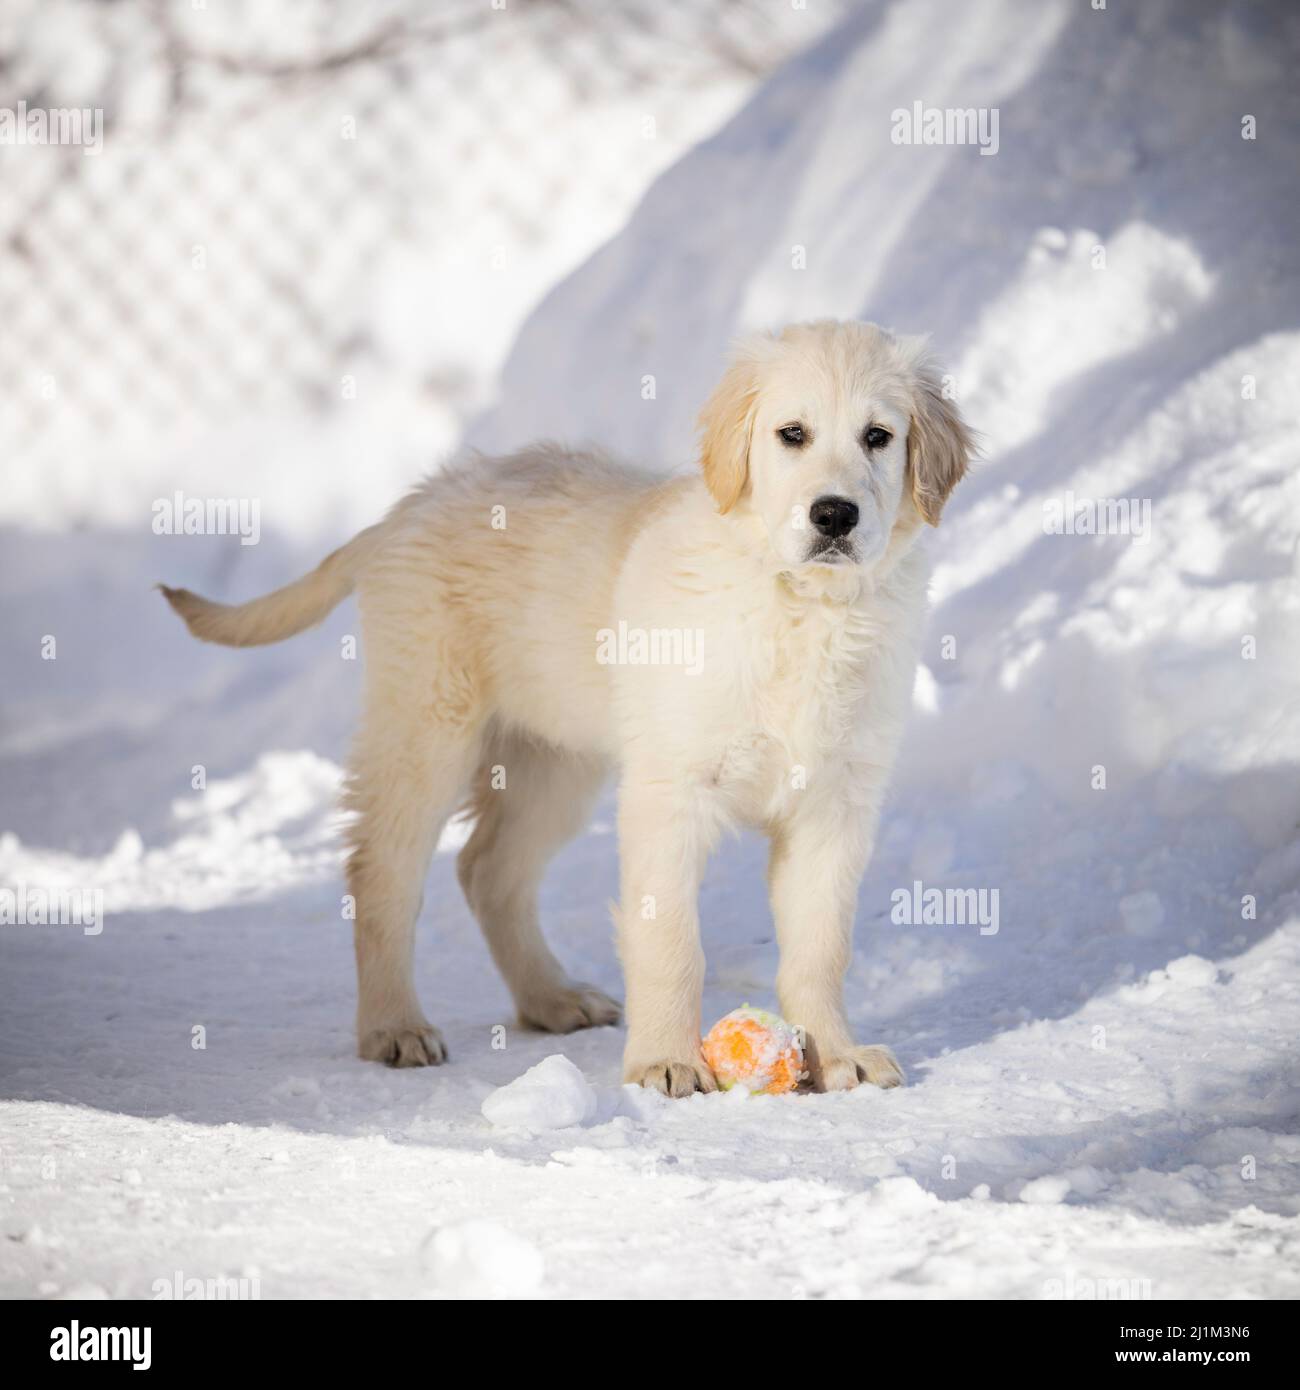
813,1043,904,1092
358,1023,448,1068
518,981,621,1034
625,1058,718,1098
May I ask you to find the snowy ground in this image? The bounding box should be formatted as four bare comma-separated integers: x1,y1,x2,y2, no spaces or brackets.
3,0,1300,1300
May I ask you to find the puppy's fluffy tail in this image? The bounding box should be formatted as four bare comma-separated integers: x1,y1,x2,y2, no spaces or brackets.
159,524,382,648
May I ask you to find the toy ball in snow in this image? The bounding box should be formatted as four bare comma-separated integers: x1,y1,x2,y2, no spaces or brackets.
701,1005,803,1095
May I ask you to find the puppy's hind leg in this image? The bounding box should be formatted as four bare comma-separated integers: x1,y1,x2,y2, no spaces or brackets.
457,734,619,1033
346,703,482,1068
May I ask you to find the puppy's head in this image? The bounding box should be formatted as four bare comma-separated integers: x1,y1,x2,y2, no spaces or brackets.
698,320,974,573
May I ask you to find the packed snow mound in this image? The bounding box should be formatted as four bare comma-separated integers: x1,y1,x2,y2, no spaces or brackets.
481,1054,599,1131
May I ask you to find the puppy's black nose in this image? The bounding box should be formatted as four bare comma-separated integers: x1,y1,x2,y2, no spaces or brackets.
809,496,859,538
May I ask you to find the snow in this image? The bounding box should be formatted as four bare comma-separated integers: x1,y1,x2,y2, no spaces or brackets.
1,0,847,542
3,0,1300,1300
481,1055,599,1132
422,1221,545,1300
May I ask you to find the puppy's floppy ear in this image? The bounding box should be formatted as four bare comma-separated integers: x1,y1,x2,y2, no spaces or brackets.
697,348,760,514
907,352,976,526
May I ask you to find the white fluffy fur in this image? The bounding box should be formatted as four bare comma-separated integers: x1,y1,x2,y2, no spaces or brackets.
162,320,973,1095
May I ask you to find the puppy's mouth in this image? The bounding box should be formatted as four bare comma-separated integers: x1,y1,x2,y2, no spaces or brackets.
806,536,857,565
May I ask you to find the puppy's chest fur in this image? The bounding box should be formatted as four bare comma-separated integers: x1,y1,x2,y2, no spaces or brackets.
709,587,905,824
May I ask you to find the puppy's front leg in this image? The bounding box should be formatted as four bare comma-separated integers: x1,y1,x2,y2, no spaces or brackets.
768,804,904,1091
617,774,717,1098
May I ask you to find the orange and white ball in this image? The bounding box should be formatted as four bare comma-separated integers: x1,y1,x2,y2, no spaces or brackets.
702,1005,803,1095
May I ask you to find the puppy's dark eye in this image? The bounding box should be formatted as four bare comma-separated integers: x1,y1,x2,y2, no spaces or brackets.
864,426,892,450
778,424,805,447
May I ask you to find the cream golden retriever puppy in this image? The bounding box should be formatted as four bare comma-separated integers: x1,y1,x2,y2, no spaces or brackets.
162,319,973,1096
